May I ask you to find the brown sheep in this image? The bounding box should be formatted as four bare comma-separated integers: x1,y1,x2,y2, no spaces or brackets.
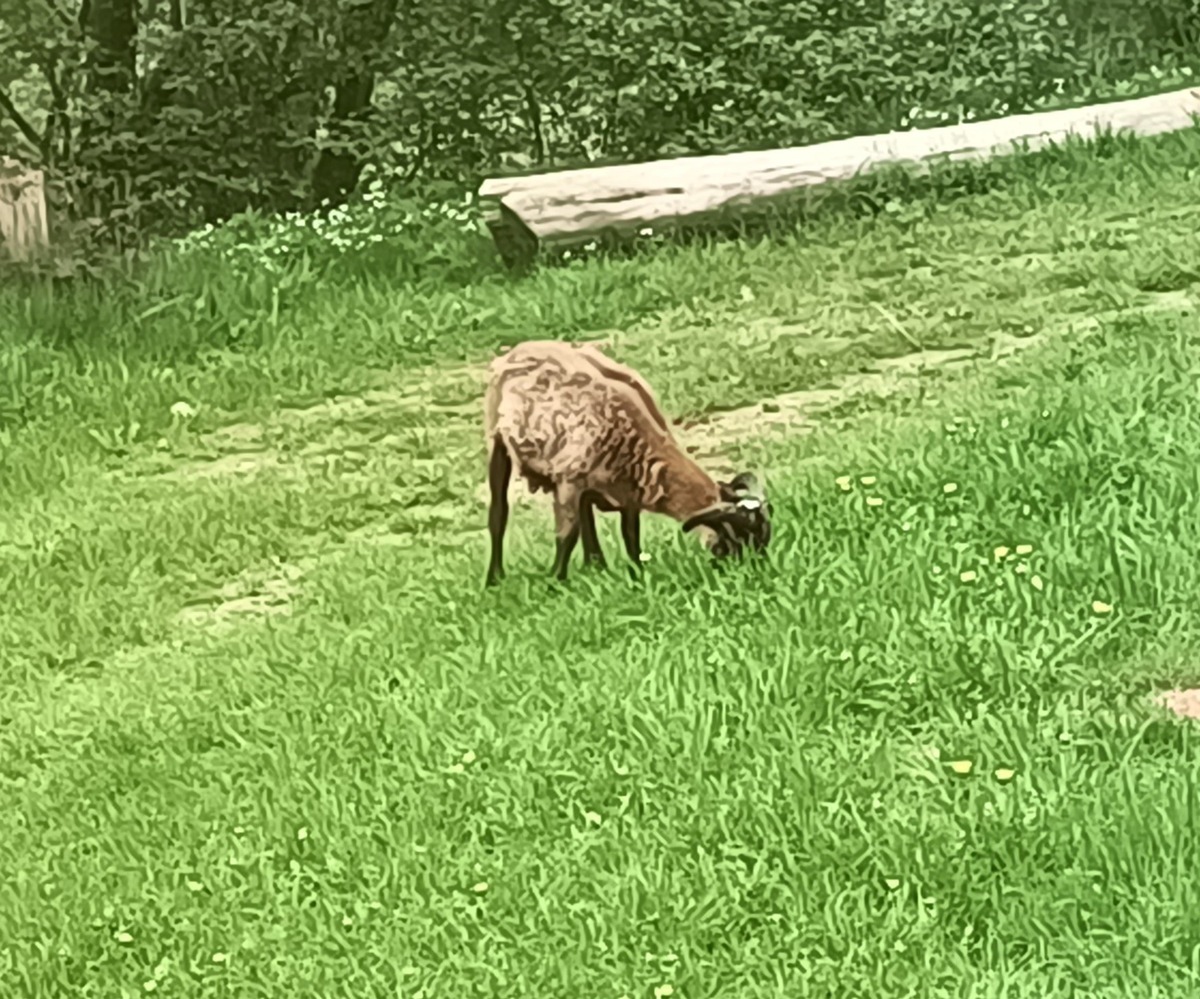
483,339,772,585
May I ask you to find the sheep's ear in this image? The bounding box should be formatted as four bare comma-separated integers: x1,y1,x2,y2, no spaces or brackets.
731,471,763,496
719,471,765,503
681,503,733,533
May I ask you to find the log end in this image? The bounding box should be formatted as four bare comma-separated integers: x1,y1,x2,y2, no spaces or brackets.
485,201,540,271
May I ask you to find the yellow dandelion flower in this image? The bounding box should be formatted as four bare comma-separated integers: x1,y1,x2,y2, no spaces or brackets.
861,475,877,485
943,482,958,494
993,546,1010,561
994,768,1015,782
1015,544,1033,555
1092,600,1113,614
1030,575,1044,591
959,570,977,583
866,496,884,507
949,760,973,775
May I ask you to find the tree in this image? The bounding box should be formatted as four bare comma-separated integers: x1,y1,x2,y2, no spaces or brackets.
0,0,412,245
311,0,400,206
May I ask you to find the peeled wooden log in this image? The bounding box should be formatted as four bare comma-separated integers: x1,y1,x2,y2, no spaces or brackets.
478,87,1200,268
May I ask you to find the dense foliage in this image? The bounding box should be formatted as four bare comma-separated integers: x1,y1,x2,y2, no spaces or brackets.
0,0,1198,248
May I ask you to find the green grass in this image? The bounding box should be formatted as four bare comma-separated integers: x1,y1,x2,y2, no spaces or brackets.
4,125,1200,996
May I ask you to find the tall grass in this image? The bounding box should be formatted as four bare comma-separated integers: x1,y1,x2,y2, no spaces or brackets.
2,124,1198,436
3,291,1200,998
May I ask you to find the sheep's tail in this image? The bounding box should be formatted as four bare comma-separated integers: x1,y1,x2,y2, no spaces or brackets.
483,367,503,445
483,352,525,445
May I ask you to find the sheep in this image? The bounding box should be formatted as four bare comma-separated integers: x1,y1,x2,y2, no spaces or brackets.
482,339,772,586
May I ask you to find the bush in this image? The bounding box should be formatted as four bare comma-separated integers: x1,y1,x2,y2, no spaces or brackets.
172,171,489,289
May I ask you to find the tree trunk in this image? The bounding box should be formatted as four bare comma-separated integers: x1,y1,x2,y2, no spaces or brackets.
311,74,378,206
310,0,399,207
83,0,137,94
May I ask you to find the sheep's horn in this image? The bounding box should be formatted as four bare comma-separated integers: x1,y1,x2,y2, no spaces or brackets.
681,503,734,533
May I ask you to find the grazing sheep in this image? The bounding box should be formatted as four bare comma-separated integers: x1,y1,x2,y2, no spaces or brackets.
483,339,772,585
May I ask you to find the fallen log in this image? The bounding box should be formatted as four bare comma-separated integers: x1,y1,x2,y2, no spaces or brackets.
478,87,1200,269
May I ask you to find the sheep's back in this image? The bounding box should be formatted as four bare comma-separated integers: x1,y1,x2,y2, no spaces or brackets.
488,348,652,489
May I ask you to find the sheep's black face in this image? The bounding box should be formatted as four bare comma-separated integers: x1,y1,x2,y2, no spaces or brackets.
682,472,773,558
705,498,772,557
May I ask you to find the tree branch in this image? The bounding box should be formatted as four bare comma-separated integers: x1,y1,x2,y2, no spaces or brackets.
44,58,71,164
42,0,75,28
0,86,46,158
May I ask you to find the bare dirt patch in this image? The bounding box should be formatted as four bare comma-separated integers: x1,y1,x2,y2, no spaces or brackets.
176,559,307,630
673,334,1039,476
132,359,486,485
173,450,287,480
1153,688,1200,721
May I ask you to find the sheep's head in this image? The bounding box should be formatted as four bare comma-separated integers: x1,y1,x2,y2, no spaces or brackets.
681,472,773,557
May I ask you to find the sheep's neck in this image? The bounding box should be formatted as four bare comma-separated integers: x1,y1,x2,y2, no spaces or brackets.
655,447,721,521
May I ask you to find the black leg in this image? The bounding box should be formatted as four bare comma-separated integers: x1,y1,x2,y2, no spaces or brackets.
485,439,512,587
620,509,642,578
552,527,581,581
550,484,582,582
580,493,608,570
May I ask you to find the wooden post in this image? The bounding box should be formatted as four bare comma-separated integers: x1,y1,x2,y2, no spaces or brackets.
478,87,1200,269
0,156,50,263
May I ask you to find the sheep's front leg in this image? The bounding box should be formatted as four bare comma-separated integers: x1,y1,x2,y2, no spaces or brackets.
621,509,642,579
579,492,608,570
551,483,583,581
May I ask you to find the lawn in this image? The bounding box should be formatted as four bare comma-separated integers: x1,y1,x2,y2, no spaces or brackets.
3,127,1200,997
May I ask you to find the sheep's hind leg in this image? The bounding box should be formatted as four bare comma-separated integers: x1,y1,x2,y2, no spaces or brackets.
485,438,513,587
579,492,608,571
550,483,583,582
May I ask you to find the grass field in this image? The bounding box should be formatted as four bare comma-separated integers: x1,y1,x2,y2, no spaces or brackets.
3,125,1200,997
